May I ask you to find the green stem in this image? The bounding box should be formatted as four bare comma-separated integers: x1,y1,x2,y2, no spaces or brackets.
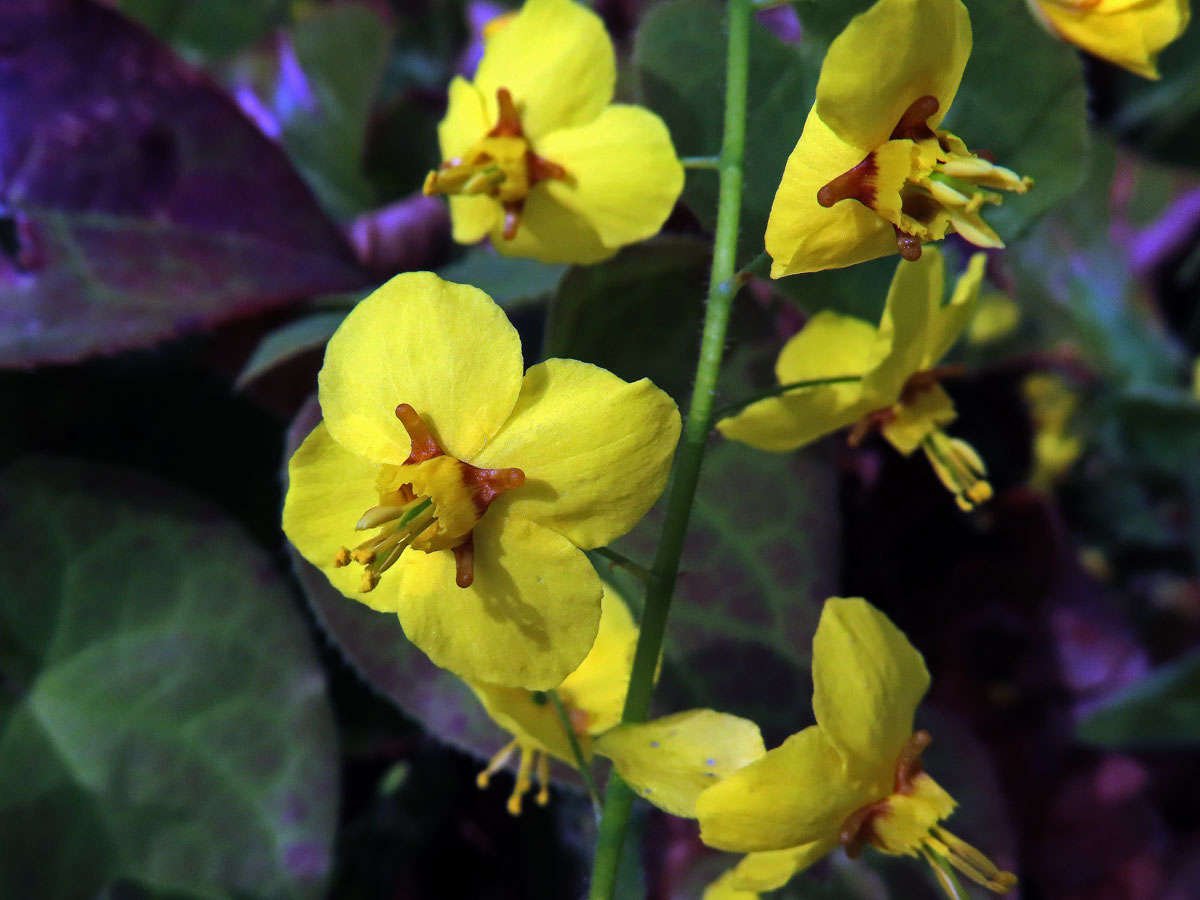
681,155,720,170
586,1,753,897
712,375,863,419
548,689,601,820
589,547,657,585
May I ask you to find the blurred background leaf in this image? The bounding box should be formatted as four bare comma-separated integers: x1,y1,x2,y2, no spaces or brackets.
1077,648,1200,747
0,0,369,367
0,459,339,900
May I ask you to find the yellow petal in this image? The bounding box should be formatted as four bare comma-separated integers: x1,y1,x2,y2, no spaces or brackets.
816,0,972,148
557,582,640,734
282,421,393,609
863,251,945,401
469,580,639,761
449,194,500,245
765,110,897,276
439,76,489,159
872,773,957,855
473,359,681,549
473,0,615,141
880,382,956,455
925,252,986,366
1034,0,1190,79
717,311,879,452
702,870,762,900
811,598,930,775
537,105,683,249
391,514,602,689
730,839,840,892
319,272,523,465
491,186,615,264
595,710,766,818
695,726,876,852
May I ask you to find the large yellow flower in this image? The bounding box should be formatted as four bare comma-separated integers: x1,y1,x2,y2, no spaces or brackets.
422,0,684,264
766,0,1032,276
599,599,1017,900
1029,0,1190,79
718,248,993,511
471,583,639,814
283,272,680,689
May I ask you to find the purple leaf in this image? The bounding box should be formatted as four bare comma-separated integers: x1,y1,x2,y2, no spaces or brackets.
0,0,370,367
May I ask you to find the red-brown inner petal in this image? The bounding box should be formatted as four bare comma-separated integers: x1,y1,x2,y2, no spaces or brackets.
818,154,879,209
396,404,445,464
489,87,524,138
890,94,939,142
453,535,475,588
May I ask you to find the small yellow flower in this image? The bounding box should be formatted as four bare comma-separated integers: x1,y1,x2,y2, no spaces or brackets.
693,599,1017,899
766,0,1032,276
718,248,993,511
423,0,684,264
599,599,1018,900
283,272,680,689
1029,0,1190,79
471,583,639,814
1022,373,1084,491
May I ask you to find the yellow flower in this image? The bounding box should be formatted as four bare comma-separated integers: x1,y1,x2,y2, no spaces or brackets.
282,272,680,689
423,0,684,264
600,599,1017,900
1022,373,1083,491
693,598,1017,899
766,0,1033,276
471,583,639,814
717,248,993,511
1029,0,1190,79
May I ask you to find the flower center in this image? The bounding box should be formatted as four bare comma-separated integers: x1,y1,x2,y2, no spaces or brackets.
333,403,524,592
422,87,569,240
838,731,1016,897
817,95,1032,260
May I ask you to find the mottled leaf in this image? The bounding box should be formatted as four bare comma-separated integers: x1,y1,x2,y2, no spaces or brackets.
118,0,290,61
544,238,711,402
0,0,369,367
0,459,338,900
438,248,566,311
1077,649,1200,747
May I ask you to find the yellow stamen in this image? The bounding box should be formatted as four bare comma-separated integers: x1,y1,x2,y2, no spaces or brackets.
925,827,1017,894
477,739,519,790
535,751,551,806
921,430,993,511
507,744,536,816
333,546,350,567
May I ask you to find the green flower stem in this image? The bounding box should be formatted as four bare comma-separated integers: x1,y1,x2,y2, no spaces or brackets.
587,1,752,897
712,375,864,419
589,547,658,585
681,155,721,170
548,689,601,820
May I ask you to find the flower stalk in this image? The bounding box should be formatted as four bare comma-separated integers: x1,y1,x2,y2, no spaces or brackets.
586,0,752,895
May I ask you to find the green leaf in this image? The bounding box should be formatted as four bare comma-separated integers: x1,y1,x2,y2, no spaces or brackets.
235,311,348,389
1077,649,1200,747
282,5,395,218
0,460,338,900
633,0,820,261
117,0,290,61
610,434,840,746
946,0,1090,243
544,238,712,403
437,249,566,310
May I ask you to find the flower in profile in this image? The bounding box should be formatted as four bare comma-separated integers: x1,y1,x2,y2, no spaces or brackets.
283,272,680,689
1022,373,1083,492
1028,0,1190,79
694,598,1018,900
717,248,993,511
602,599,1017,900
423,0,684,264
766,0,1032,276
471,583,640,814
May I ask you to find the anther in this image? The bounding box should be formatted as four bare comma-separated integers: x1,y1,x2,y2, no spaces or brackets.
333,547,351,567
478,739,519,790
